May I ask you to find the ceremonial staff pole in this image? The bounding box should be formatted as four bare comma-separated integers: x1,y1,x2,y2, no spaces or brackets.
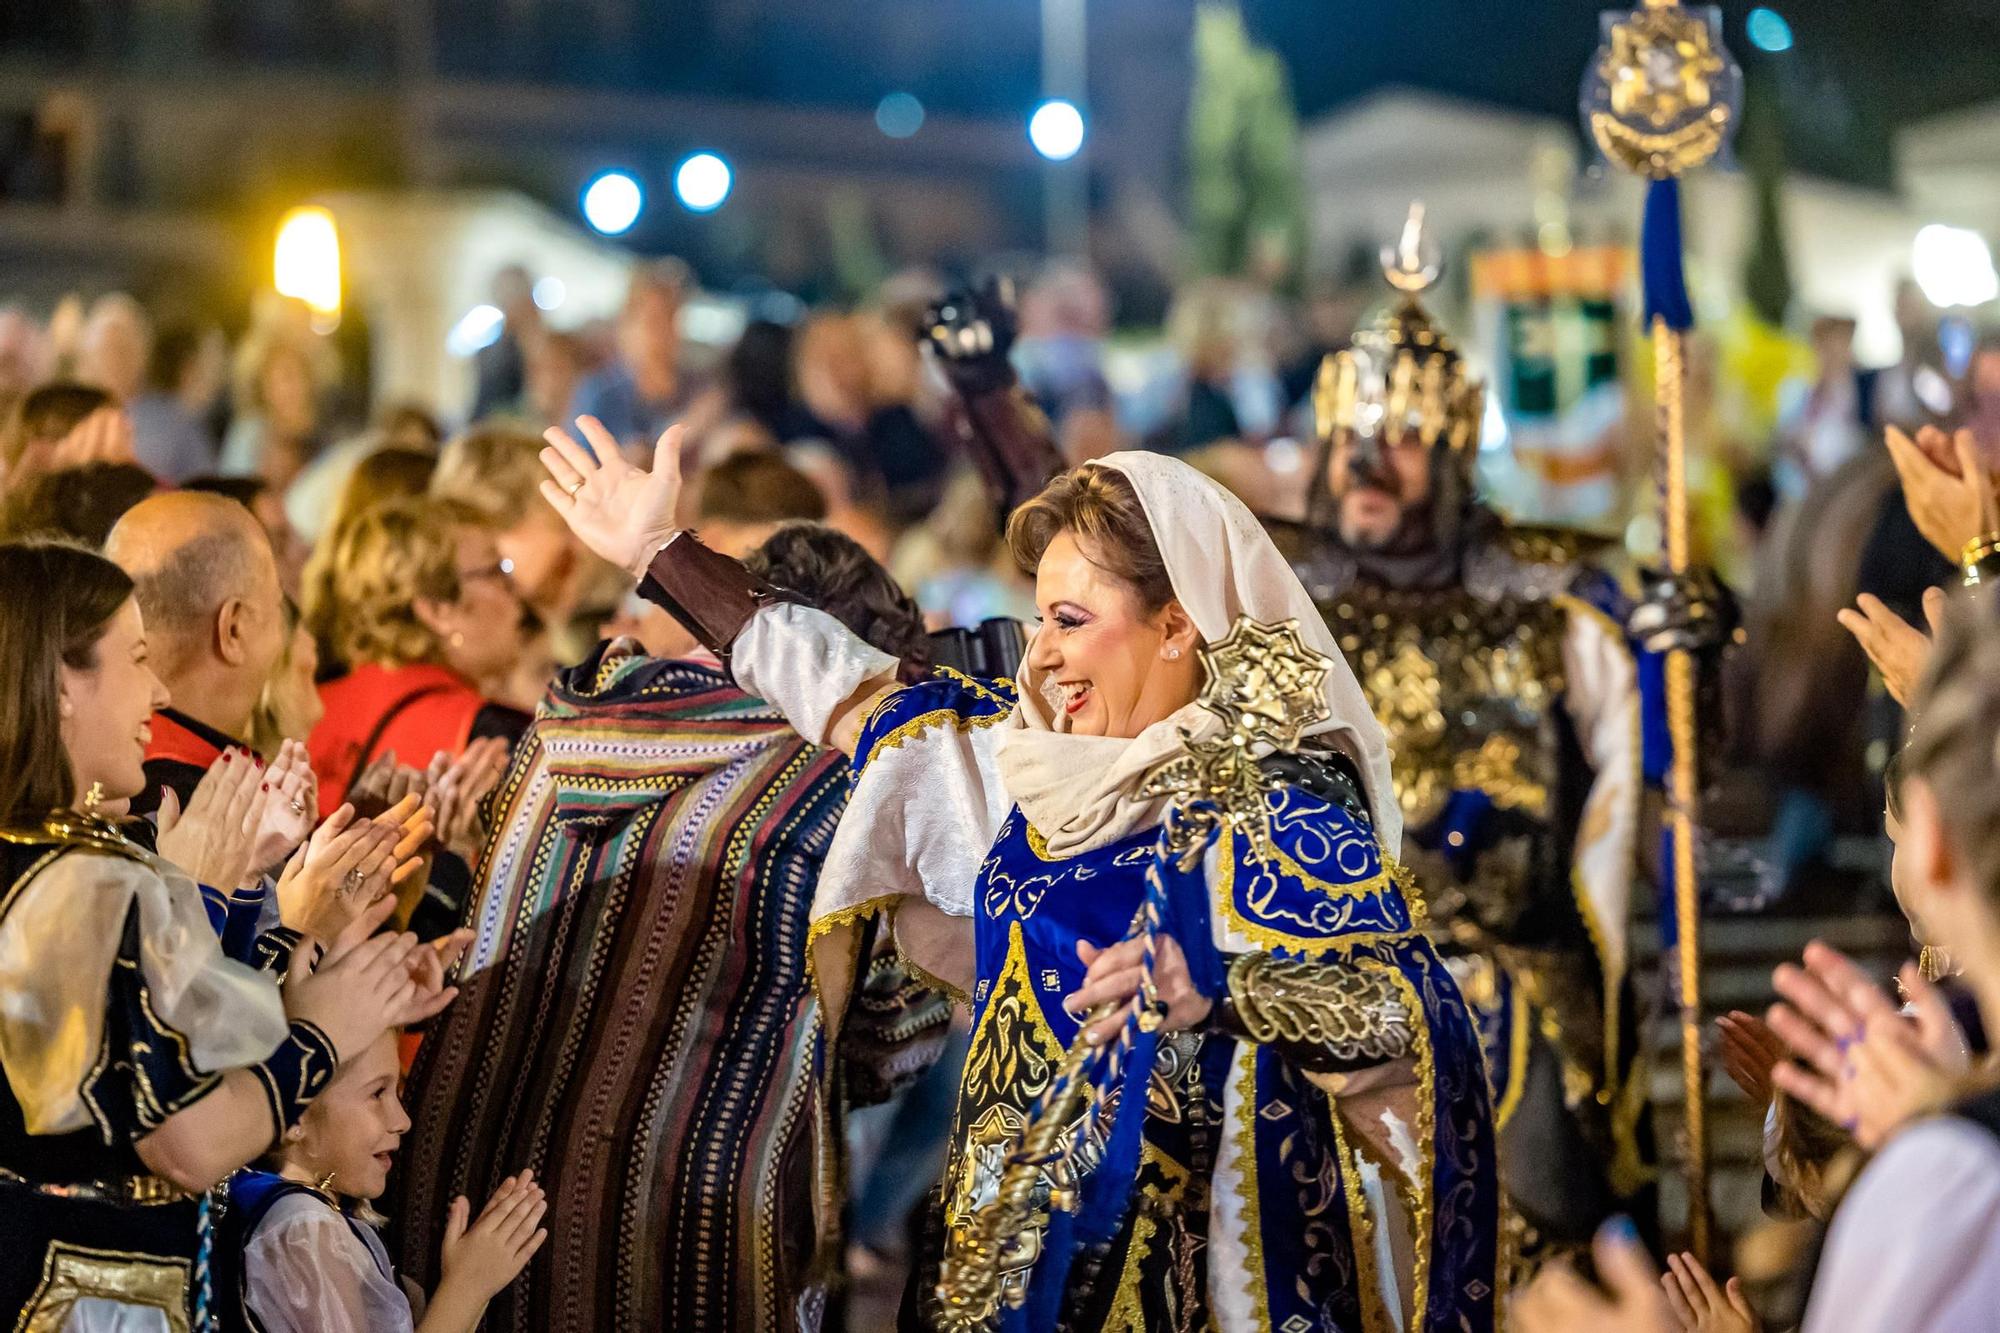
1582,0,1741,1262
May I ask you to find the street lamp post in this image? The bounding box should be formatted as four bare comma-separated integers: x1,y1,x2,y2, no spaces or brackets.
1040,0,1088,256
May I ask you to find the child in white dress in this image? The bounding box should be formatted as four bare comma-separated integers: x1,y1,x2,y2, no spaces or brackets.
220,1031,546,1333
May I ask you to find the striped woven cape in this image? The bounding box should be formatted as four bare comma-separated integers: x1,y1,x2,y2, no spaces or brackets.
392,643,850,1333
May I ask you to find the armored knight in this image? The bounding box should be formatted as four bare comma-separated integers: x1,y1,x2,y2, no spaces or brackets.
1272,209,1691,1259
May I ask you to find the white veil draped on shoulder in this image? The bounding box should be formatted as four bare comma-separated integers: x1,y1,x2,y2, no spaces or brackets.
996,449,1400,857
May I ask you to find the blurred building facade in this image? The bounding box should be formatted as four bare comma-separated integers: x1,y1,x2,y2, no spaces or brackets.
0,0,1196,307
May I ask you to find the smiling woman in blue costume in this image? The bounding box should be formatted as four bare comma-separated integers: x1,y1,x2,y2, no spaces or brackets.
537,416,1500,1333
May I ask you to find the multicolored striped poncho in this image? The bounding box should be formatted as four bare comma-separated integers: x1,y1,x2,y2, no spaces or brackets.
391,643,855,1333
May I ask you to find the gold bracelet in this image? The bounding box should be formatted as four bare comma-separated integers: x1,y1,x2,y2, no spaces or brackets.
1961,533,2000,588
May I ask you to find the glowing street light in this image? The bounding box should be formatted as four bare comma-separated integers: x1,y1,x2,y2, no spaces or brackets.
1029,98,1085,161
1913,224,2000,309
446,304,505,357
1746,8,1794,53
273,206,341,327
876,92,926,139
674,153,733,213
583,171,644,236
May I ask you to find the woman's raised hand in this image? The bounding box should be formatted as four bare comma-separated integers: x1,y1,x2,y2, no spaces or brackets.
427,738,509,866
1884,425,1996,562
1765,941,1966,1149
539,416,685,579
247,739,319,874
274,803,400,943
1836,587,1945,708
157,749,273,891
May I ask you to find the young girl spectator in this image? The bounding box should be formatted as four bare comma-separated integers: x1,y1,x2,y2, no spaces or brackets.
220,1030,546,1332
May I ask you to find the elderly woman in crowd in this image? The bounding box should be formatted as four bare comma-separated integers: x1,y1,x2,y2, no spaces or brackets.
306,496,529,810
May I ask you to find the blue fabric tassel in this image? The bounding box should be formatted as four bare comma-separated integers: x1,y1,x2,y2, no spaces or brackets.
1022,1030,1162,1331
1077,1029,1160,1243
1023,1205,1075,1333
1641,178,1694,332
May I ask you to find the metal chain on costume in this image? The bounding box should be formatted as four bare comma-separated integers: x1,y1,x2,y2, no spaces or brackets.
194,1188,216,1333
934,617,1335,1332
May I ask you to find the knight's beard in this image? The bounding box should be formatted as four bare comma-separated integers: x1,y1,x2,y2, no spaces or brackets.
1334,484,1432,555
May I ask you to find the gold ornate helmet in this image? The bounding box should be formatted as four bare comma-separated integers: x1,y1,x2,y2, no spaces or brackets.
1312,203,1486,481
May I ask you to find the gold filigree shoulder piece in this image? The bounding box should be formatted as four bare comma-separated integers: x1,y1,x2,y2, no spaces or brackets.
0,808,149,863
1139,616,1334,867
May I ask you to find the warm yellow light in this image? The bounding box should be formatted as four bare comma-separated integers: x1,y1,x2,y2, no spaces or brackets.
274,206,341,317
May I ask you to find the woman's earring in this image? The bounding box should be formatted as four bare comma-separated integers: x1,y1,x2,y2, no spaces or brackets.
315,1170,338,1194
1165,646,1183,661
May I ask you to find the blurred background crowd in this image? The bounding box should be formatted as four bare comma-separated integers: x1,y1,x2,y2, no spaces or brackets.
7,0,2000,1325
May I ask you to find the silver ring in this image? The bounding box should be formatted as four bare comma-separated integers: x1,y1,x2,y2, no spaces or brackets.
288,798,307,817
341,868,367,897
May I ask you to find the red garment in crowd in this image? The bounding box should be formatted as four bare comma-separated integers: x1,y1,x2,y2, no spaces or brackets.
308,661,486,810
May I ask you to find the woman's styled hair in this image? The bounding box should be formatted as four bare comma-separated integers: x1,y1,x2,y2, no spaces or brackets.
1902,587,2000,905
301,443,440,659
430,425,549,529
321,497,492,669
0,541,135,823
1004,463,1173,612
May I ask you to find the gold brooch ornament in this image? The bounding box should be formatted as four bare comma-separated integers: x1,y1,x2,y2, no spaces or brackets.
1140,616,1334,868
1313,203,1487,478
1583,0,1741,179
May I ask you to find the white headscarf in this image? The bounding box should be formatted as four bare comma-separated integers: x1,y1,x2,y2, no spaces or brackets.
996,450,1398,857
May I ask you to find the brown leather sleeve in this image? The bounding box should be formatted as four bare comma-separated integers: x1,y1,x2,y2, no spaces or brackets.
636,530,777,654
950,383,1065,518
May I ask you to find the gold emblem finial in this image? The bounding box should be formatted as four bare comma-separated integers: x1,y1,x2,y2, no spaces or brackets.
1584,1,1740,179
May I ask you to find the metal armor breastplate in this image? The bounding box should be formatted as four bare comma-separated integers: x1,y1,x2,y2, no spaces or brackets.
1326,586,1567,832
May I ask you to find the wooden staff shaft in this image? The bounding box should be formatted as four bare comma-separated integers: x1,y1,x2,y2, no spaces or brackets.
1653,315,1711,1262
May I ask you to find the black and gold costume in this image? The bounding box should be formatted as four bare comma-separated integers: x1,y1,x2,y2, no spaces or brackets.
0,815,293,1331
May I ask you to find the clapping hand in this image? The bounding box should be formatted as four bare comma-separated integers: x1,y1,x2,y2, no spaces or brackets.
157,749,274,891
48,406,136,472
1661,1252,1760,1333
1766,942,1968,1149
1884,425,1997,562
1837,587,1946,708
1715,1010,1786,1110
282,894,458,1061
539,417,684,580
275,803,402,944
247,740,319,875
437,1172,549,1306
426,737,509,866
